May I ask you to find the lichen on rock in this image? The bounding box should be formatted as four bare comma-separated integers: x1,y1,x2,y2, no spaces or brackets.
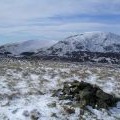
52,80,120,109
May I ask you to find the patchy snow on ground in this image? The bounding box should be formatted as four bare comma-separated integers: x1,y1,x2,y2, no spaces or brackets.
0,58,120,120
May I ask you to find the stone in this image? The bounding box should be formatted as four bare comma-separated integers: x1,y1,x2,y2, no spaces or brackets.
47,102,56,108
63,87,70,95
23,110,29,117
71,87,80,94
52,89,62,97
97,100,108,109
79,88,92,99
96,89,111,100
79,99,87,108
63,106,75,114
59,95,72,100
53,81,120,109
51,113,58,118
78,81,92,90
30,109,41,120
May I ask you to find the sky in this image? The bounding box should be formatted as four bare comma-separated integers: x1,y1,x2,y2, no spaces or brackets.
0,0,120,45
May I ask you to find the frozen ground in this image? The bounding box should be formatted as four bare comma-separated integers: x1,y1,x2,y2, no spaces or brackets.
0,58,120,120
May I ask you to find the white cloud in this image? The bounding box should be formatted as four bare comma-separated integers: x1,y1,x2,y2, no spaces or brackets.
0,22,119,41
0,0,120,43
0,0,119,22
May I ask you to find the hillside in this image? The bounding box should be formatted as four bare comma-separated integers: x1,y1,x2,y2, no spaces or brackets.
0,40,56,55
36,32,120,63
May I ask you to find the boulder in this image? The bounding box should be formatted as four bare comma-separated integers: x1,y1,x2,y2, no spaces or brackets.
52,81,120,109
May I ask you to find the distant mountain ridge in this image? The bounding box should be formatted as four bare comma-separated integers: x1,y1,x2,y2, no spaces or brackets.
35,32,120,64
37,32,120,56
0,32,120,64
0,39,57,55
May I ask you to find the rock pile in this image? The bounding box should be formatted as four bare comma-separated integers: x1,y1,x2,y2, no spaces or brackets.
53,81,120,109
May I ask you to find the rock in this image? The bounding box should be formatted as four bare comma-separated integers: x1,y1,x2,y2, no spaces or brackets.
64,83,70,88
47,102,56,108
78,81,92,90
30,109,41,120
52,89,62,97
71,87,80,94
23,110,29,117
51,113,58,118
59,95,72,100
63,87,70,95
70,81,80,88
65,102,73,105
12,109,19,114
74,94,80,101
79,99,87,108
96,89,111,100
63,106,75,114
38,90,44,95
53,81,120,109
97,100,108,109
79,88,92,99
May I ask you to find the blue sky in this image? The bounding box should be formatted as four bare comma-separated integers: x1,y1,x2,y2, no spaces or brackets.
0,0,120,45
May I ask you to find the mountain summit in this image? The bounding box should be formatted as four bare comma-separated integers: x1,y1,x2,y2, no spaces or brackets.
0,32,120,64
36,32,120,64
41,32,120,56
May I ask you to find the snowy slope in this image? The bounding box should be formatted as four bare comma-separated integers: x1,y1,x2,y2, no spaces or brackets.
1,32,120,63
33,32,120,64
0,40,57,55
40,32,120,56
0,58,120,120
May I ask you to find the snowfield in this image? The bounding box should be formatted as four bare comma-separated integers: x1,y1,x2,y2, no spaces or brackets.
0,58,120,120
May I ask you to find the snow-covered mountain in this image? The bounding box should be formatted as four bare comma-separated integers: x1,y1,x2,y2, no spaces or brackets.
36,32,120,63
37,32,120,56
0,39,57,55
1,32,120,64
